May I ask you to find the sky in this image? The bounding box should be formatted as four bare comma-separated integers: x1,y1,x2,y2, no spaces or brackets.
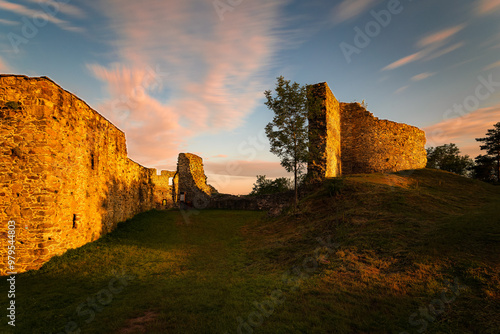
1,0,499,194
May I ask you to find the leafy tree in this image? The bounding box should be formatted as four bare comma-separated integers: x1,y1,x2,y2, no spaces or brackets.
426,143,474,176
476,122,500,183
249,175,292,196
472,155,496,183
264,76,309,208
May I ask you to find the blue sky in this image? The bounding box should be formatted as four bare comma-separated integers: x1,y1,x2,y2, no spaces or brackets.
1,0,500,194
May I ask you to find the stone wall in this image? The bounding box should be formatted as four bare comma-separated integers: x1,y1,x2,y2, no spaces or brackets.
177,153,215,209
307,83,427,178
340,102,427,174
307,83,341,181
0,75,174,275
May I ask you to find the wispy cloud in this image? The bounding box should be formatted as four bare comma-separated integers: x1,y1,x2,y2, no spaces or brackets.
381,24,466,71
394,85,409,94
331,0,379,24
411,72,435,82
382,52,423,71
424,105,500,157
0,0,82,31
476,0,500,15
417,25,465,48
0,18,18,26
88,0,286,167
484,60,500,71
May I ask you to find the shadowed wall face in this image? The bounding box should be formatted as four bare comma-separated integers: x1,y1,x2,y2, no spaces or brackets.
0,75,174,275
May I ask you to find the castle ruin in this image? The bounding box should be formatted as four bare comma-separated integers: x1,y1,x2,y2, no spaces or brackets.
0,76,426,275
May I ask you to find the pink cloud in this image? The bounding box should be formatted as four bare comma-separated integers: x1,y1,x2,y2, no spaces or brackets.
88,0,285,169
417,25,465,48
0,0,82,31
424,105,500,158
332,0,380,24
382,52,424,71
477,0,500,15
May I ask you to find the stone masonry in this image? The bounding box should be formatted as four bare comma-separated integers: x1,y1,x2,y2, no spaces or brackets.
0,75,214,275
307,82,427,179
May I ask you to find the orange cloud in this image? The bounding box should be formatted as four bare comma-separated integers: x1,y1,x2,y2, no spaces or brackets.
382,52,424,71
424,105,500,157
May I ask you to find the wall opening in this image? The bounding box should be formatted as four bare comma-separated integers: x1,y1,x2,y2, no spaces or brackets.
72,214,77,229
168,177,173,186
90,153,95,170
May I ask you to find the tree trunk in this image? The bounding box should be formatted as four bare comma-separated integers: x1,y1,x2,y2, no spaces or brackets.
294,163,298,210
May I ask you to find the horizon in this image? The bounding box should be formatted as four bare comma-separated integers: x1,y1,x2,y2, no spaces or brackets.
1,0,499,194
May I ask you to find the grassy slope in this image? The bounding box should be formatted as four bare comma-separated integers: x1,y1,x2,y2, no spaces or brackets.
0,169,498,333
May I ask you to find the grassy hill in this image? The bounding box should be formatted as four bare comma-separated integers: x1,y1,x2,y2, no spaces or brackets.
1,169,499,333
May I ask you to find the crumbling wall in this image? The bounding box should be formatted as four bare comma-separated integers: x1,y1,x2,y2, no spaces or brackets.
151,170,178,209
177,153,215,209
0,75,172,275
307,82,342,181
340,102,427,174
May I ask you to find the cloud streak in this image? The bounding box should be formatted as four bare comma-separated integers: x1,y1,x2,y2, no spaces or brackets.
0,0,82,31
88,0,286,167
331,0,379,24
477,0,500,15
424,105,500,157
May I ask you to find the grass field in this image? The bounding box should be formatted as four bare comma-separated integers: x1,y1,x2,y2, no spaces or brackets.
1,169,499,333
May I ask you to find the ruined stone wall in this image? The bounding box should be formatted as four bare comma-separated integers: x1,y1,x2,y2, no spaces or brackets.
177,153,214,209
0,75,172,275
151,170,178,209
340,102,427,174
307,83,341,181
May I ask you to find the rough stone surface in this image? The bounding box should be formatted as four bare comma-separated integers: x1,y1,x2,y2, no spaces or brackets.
307,83,427,178
307,82,341,181
0,75,212,275
177,153,215,209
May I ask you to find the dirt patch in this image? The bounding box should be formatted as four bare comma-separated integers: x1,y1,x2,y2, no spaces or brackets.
117,310,158,334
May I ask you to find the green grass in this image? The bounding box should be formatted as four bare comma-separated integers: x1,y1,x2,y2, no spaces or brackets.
1,169,499,333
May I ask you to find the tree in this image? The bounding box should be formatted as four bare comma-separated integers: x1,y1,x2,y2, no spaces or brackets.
264,76,309,208
249,175,292,196
476,122,500,183
426,143,474,176
472,155,496,183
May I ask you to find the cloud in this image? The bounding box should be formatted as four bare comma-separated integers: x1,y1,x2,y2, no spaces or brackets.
417,25,465,48
484,60,500,71
476,0,500,15
0,18,18,26
411,72,435,82
382,52,423,71
423,42,464,61
381,25,466,71
205,160,290,194
0,0,82,31
394,85,409,94
331,0,379,24
89,0,286,168
424,105,500,157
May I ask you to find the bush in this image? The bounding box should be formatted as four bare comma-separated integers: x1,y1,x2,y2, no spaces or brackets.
325,178,344,197
5,101,20,110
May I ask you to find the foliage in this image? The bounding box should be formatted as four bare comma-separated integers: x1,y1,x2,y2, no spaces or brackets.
426,143,474,176
472,155,497,183
475,122,500,183
325,177,344,197
249,175,292,196
5,101,20,110
264,76,309,207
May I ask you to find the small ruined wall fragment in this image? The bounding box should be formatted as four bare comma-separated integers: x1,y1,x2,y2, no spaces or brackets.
340,102,427,174
177,153,215,209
